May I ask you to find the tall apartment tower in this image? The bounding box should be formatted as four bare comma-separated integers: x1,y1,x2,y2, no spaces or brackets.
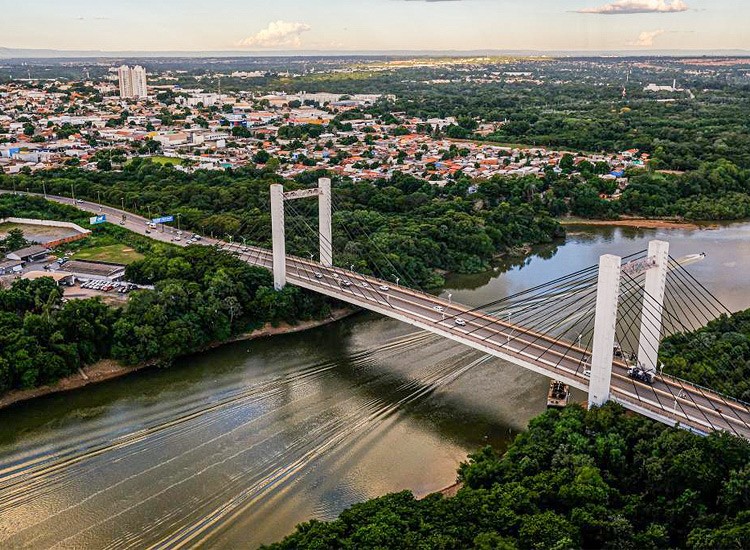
118,65,148,98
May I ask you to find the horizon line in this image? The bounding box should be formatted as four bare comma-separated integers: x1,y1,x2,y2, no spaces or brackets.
2,46,750,60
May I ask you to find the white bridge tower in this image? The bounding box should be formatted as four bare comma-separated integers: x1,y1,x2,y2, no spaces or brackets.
270,178,332,291
588,240,669,408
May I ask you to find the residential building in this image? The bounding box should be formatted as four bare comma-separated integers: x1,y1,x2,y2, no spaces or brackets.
118,65,148,99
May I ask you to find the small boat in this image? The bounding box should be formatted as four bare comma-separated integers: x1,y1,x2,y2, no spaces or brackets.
673,253,706,267
547,380,570,409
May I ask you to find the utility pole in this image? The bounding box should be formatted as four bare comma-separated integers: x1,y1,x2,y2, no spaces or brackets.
71,184,75,202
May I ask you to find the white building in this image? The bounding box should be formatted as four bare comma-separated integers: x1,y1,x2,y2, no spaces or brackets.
118,65,148,99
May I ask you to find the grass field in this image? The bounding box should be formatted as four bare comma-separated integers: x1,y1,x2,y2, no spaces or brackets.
72,244,145,265
129,155,183,166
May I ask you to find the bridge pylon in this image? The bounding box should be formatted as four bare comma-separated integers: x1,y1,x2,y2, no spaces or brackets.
637,240,669,374
270,178,333,290
588,240,670,409
589,254,621,408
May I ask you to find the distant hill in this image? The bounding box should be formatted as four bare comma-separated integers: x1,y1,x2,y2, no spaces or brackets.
1,46,749,60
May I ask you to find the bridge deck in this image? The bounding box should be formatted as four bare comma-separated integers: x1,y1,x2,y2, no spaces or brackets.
11,191,750,440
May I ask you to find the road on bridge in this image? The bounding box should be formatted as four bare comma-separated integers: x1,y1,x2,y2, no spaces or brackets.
7,190,750,440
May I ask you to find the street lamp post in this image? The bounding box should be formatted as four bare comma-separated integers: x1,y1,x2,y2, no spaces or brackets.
177,213,181,231
42,182,47,198
507,312,512,345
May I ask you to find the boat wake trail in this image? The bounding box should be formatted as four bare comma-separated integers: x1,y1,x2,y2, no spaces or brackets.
0,330,488,549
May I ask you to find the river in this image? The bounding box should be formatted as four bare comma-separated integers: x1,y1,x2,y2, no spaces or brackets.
1,223,750,549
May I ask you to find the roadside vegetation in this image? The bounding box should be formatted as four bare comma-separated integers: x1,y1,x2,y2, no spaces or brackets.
0,195,333,395
1,163,564,288
661,308,750,403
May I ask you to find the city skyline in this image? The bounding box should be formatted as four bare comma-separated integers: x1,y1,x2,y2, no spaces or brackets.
2,0,748,54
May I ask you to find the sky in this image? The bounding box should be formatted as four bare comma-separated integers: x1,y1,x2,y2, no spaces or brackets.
3,0,748,53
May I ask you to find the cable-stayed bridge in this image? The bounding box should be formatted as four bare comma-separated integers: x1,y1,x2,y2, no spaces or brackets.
10,184,750,440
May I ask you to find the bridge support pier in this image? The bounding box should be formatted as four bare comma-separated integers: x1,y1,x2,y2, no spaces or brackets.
588,254,621,408
270,183,286,290
638,240,670,373
318,178,333,267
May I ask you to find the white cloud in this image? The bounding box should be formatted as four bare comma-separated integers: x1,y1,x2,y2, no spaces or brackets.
237,20,312,48
578,0,688,14
627,29,665,46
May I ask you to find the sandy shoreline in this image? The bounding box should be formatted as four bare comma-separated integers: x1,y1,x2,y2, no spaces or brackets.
0,308,356,411
561,217,704,230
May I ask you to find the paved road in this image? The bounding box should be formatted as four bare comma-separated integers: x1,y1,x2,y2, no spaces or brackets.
9,190,750,439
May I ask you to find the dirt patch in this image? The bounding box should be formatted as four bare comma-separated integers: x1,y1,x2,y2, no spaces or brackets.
418,481,464,500
561,217,705,230
0,360,142,410
230,308,355,341
0,222,78,244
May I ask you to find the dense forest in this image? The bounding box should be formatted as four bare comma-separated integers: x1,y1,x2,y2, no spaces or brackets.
0,195,332,394
4,159,750,290
0,163,564,287
661,308,750,403
265,404,750,550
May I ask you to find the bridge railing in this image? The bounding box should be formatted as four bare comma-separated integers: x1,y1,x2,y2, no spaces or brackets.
661,371,750,410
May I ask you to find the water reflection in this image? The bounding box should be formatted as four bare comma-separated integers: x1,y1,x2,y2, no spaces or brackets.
1,222,749,548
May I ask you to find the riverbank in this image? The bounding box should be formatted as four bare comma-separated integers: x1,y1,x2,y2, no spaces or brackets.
0,307,356,411
561,216,704,230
